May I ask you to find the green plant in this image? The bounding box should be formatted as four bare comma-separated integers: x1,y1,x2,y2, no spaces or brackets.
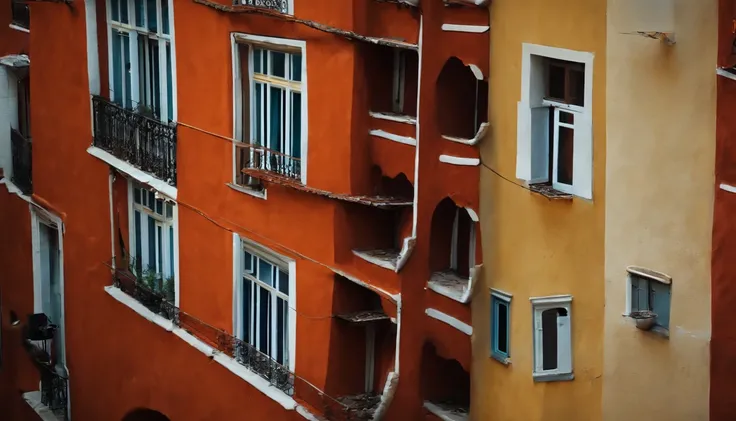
163,275,175,302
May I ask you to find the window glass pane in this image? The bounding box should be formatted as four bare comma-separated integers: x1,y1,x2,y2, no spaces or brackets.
169,226,174,277
253,49,262,74
269,87,283,151
263,50,268,75
651,282,671,329
156,199,163,215
291,92,301,159
547,64,565,101
541,309,558,370
133,187,141,204
134,211,142,274
271,51,286,78
254,83,263,145
243,278,252,343
161,0,169,34
244,251,253,274
148,191,156,209
120,0,129,24
138,38,147,106
290,54,302,82
165,203,173,219
111,31,124,106
166,43,173,121
157,225,163,280
149,39,161,116
258,259,274,287
278,269,288,295
497,302,508,354
277,297,286,364
557,124,574,185
111,0,120,22
258,286,270,354
148,216,156,273
146,0,157,32
135,0,144,27
123,34,132,109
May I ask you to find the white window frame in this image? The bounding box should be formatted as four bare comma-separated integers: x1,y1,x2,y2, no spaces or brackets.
530,295,573,382
106,0,177,122
231,33,308,188
232,233,297,372
127,180,180,305
450,208,476,275
392,49,406,114
516,44,593,200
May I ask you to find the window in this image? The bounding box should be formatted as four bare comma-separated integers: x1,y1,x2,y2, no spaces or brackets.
450,207,475,278
628,271,671,332
516,44,593,199
16,72,30,138
11,0,30,30
235,239,294,367
392,50,406,114
490,290,511,364
129,182,176,298
234,38,305,185
107,0,175,122
531,295,572,381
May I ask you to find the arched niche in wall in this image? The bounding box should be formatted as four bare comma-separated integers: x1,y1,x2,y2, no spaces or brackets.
420,341,470,418
122,408,171,421
429,197,476,278
435,57,489,140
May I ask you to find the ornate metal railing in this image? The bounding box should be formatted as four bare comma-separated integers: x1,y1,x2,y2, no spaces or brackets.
11,128,32,194
110,268,370,421
40,367,69,420
236,143,302,182
239,0,288,14
11,0,29,29
22,314,69,420
92,96,177,186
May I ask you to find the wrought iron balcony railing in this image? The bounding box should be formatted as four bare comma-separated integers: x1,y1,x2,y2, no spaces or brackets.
11,128,32,194
92,96,177,186
240,0,288,14
236,143,302,183
11,0,30,29
110,268,372,421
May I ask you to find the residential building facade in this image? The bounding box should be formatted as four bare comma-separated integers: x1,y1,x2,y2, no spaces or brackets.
0,0,488,420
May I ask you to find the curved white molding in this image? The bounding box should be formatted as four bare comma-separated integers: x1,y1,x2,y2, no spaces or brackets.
439,155,480,166
370,129,416,146
371,371,399,421
626,265,672,285
87,146,178,200
717,68,736,82
395,236,416,272
441,24,489,34
369,111,417,125
720,182,736,193
464,207,479,222
442,122,489,146
468,64,484,80
8,24,29,34
425,308,473,336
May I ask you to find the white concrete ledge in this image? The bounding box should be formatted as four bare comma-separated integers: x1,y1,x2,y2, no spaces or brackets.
370,129,416,146
442,122,489,146
720,182,736,194
87,146,177,199
425,308,473,336
104,285,175,331
423,401,469,421
717,68,736,82
8,23,30,33
369,111,417,125
22,392,64,421
441,24,489,33
439,155,480,166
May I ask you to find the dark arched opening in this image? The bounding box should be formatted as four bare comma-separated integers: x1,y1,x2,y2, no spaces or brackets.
122,408,171,421
436,57,488,139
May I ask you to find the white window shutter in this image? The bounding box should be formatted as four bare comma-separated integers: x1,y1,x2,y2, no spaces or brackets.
572,112,593,200
516,101,532,181
533,311,543,372
557,314,572,374
530,106,550,183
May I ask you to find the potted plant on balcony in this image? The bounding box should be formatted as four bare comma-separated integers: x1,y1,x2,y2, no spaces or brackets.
629,310,657,331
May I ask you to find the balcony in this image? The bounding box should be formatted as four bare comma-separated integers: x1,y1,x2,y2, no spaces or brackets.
11,128,32,194
240,0,288,13
92,96,177,186
22,314,69,421
110,269,374,421
237,142,302,185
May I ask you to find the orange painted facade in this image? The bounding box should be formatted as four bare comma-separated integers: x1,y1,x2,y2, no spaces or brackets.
0,0,488,420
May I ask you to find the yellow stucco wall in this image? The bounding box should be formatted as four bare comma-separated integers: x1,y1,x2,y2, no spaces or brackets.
474,0,606,420
602,1,715,420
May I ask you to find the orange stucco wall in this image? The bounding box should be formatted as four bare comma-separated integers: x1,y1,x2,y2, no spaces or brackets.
0,0,488,419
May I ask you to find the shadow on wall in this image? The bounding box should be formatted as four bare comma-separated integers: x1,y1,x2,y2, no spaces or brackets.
122,408,170,421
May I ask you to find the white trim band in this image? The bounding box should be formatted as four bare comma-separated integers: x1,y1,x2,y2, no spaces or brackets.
87,146,178,199
370,129,417,146
425,308,473,336
439,155,480,166
441,24,489,33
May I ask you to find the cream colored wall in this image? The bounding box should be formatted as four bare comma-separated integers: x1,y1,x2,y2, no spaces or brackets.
602,1,715,420
473,0,606,420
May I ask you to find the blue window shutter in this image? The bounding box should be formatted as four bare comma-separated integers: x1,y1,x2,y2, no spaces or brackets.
148,216,156,273
651,282,671,329
134,211,142,274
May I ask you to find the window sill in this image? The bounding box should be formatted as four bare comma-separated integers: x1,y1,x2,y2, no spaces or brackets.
9,23,29,33
528,183,573,200
104,285,303,412
369,111,417,125
227,182,267,200
423,401,469,421
22,392,64,421
622,314,670,339
532,372,574,383
491,352,511,366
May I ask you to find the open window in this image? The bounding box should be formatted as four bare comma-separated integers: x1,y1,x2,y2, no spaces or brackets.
421,342,469,421
364,44,419,118
428,198,477,302
436,57,488,141
233,37,306,191
11,0,30,30
516,45,593,199
531,295,573,382
626,267,671,336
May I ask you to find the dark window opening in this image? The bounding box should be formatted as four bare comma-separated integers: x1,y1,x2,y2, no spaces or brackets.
436,57,488,139
122,408,171,421
545,59,585,107
430,198,476,278
541,309,558,370
364,45,418,117
11,0,30,29
420,342,470,413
